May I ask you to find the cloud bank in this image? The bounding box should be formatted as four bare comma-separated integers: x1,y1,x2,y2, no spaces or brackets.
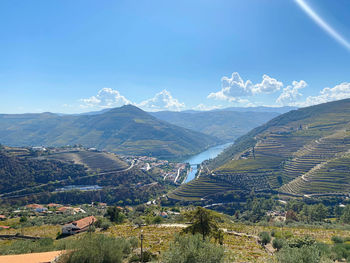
208,72,283,102
276,80,307,106
80,88,185,112
301,82,350,107
137,89,185,111
80,88,131,109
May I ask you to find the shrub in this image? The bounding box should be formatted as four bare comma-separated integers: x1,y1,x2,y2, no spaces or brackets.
276,244,321,263
101,221,112,231
288,236,315,248
20,216,28,223
331,236,344,244
152,216,163,224
259,232,271,245
58,234,132,263
271,229,276,237
331,243,350,261
273,238,285,251
128,236,138,250
162,234,225,263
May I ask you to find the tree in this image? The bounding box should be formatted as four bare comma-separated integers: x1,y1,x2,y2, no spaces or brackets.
162,234,225,263
105,206,125,224
259,232,271,246
273,238,284,251
182,207,219,240
286,210,298,222
341,205,350,224
212,229,224,245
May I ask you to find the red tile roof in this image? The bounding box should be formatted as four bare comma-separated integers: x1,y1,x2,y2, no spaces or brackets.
71,216,96,229
47,203,61,207
26,204,43,209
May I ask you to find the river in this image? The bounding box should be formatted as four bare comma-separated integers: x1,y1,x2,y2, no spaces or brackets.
183,142,232,183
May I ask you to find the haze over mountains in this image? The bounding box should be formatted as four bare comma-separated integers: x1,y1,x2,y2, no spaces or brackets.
0,105,218,159
170,98,350,201
150,110,282,141
0,105,292,159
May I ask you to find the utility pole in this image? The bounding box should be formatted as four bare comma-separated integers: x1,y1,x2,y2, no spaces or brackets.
140,229,144,263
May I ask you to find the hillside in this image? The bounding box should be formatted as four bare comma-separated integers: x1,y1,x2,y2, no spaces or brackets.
170,99,350,201
150,110,280,141
0,147,173,205
0,105,218,159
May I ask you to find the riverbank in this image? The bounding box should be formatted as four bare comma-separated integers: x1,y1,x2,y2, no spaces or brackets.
182,142,232,183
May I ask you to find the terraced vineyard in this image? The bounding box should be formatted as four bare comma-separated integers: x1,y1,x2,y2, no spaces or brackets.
43,150,129,172
170,99,350,201
168,177,232,201
280,153,350,195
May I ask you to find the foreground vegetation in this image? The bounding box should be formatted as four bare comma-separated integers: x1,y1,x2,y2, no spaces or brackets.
2,203,350,262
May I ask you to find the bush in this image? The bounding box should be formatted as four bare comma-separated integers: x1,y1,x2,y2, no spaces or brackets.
259,232,271,245
273,238,285,251
271,229,276,237
59,234,132,263
20,216,28,223
331,243,350,261
331,236,344,244
162,234,224,263
101,221,112,231
276,244,321,263
128,236,138,250
152,216,163,224
0,238,55,255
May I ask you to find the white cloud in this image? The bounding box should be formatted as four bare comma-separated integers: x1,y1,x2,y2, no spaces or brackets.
193,104,223,111
300,82,350,107
208,72,283,102
80,88,131,109
276,80,307,106
137,89,185,111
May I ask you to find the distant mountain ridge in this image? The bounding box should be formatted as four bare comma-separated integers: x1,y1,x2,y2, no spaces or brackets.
150,110,281,141
0,105,218,159
72,106,294,142
169,99,350,201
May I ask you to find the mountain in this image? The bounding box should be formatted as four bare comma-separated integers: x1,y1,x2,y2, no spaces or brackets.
150,110,281,141
169,99,350,201
0,105,218,159
214,106,297,114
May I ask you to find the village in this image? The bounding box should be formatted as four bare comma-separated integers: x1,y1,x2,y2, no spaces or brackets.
119,155,189,184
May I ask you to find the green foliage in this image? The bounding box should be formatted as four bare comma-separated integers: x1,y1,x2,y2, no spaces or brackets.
105,206,125,224
258,232,271,245
288,236,316,248
94,217,112,230
276,244,322,263
19,216,28,223
59,234,132,263
300,204,328,222
0,238,55,255
341,204,350,224
331,243,350,261
152,215,163,224
162,234,225,263
182,207,219,240
331,236,344,244
0,151,87,194
273,238,285,251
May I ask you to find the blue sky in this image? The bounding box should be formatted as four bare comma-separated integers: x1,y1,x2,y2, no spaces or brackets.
1,0,350,113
